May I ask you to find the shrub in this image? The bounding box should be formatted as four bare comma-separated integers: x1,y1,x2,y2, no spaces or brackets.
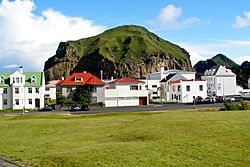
223,100,248,111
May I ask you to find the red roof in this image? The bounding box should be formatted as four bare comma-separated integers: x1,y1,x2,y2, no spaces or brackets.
109,78,144,85
58,72,105,86
169,79,202,84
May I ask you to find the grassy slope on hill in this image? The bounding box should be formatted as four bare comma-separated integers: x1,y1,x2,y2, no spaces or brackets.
0,110,249,166
67,25,189,63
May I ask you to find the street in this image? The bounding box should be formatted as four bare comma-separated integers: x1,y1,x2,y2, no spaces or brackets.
2,103,224,115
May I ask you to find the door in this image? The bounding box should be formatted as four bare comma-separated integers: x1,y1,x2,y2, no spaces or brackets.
35,98,40,108
139,97,147,105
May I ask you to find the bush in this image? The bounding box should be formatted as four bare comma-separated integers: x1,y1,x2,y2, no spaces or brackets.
57,95,72,105
223,100,248,111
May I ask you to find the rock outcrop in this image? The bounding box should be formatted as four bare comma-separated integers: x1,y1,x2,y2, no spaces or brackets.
44,25,193,81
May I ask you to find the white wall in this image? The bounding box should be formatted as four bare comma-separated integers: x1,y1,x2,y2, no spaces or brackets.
97,83,148,107
169,80,207,103
45,87,57,100
216,76,236,96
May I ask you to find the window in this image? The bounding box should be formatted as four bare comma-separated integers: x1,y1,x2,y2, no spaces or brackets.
13,77,15,83
130,85,138,90
199,85,203,91
152,85,157,88
15,99,19,105
20,77,23,83
3,99,7,105
28,88,32,93
16,77,20,83
139,86,142,90
3,88,7,94
145,85,148,89
153,91,157,94
0,76,4,83
67,87,72,92
15,88,19,94
186,85,190,92
218,83,222,91
172,94,174,100
75,77,82,82
177,86,181,92
45,87,50,91
35,88,39,93
31,76,36,83
28,99,32,105
172,86,175,91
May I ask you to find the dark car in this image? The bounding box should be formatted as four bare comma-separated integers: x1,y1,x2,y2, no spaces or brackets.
194,96,204,104
81,105,89,111
71,105,81,111
39,105,53,111
70,105,89,111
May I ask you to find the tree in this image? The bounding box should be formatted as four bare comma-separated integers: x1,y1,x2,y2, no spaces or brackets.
73,85,93,104
56,95,72,105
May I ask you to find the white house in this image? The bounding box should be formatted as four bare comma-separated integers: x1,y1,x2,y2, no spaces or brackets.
56,71,105,103
140,79,161,102
160,73,190,102
144,67,196,102
0,66,45,110
168,80,207,103
97,78,148,107
45,80,60,100
201,65,236,96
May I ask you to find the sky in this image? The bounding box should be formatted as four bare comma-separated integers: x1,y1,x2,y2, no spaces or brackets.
0,0,250,72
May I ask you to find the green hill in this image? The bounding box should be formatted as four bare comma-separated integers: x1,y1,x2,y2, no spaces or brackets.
44,25,193,80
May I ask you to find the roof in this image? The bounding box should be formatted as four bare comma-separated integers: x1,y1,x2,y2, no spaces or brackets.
109,78,144,85
160,74,176,82
164,69,195,73
203,65,236,76
0,72,44,87
169,79,204,84
46,80,60,87
59,72,105,86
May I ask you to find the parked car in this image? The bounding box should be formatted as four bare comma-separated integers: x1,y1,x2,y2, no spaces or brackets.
71,105,81,111
203,97,216,103
81,105,89,111
39,105,53,111
224,96,236,102
194,96,204,104
71,104,89,111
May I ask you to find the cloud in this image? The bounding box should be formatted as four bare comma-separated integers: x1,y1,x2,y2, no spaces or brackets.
176,39,250,66
233,11,250,28
148,4,199,29
235,56,250,64
3,64,18,69
0,0,105,71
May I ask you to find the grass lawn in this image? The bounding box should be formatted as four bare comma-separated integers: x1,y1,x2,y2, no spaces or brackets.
0,109,249,166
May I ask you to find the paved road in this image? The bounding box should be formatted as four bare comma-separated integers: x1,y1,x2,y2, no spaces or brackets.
2,103,224,116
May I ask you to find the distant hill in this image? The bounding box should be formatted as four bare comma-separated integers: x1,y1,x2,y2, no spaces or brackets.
194,54,250,88
44,25,193,81
194,53,240,74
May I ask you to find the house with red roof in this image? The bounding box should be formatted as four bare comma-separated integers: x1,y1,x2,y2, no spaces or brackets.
96,78,149,107
57,71,105,103
45,80,60,100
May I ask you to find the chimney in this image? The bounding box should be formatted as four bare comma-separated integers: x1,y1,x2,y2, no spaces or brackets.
100,70,103,80
61,77,65,80
160,66,165,75
19,66,23,73
83,71,87,73
111,76,114,81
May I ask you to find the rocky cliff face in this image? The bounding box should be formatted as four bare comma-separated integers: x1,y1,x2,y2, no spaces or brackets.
44,25,193,81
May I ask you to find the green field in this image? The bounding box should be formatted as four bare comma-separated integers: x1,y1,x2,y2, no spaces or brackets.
0,110,249,166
